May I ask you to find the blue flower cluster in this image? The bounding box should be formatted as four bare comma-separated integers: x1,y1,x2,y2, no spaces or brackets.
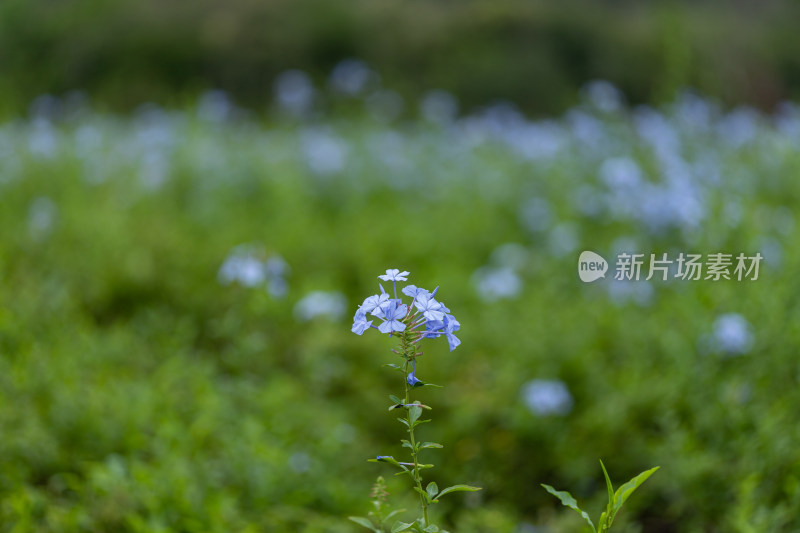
351,269,461,351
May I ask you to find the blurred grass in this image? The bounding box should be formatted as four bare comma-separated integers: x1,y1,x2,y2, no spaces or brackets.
1,91,800,532
1,0,800,116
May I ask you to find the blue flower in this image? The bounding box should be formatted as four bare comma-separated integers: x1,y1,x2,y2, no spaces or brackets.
378,269,409,282
443,314,461,351
351,308,372,335
377,300,408,333
414,293,445,322
401,285,430,299
379,268,410,299
360,292,389,315
406,369,421,387
422,319,444,338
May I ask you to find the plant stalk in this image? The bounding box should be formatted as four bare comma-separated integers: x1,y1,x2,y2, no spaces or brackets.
402,331,429,526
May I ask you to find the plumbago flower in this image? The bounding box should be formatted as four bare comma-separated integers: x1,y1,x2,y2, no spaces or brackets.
349,269,479,533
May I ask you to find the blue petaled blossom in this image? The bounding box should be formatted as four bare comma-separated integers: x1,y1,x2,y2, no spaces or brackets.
378,300,408,333
378,269,410,282
422,319,444,338
401,285,430,299
414,294,446,321
351,308,372,335
443,315,461,351
406,369,421,386
360,292,389,315
350,269,461,351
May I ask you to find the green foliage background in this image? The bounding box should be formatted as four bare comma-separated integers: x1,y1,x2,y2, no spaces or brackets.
1,0,800,116
1,96,799,531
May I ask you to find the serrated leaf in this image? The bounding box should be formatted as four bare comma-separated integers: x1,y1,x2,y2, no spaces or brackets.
426,482,439,501
419,442,443,449
391,521,415,532
409,405,422,425
348,516,376,530
611,466,659,520
541,484,596,533
436,484,482,499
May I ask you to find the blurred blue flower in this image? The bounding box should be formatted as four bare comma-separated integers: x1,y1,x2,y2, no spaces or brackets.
294,291,347,322
521,379,573,416
472,266,522,302
713,313,754,356
377,300,407,333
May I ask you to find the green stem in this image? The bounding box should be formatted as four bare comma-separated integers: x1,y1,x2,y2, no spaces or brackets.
402,332,429,526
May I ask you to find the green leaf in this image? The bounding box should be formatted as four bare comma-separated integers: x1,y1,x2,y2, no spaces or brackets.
541,484,596,533
388,404,404,410
423,525,440,532
599,460,615,505
611,466,660,520
391,521,415,532
426,482,439,501
599,459,615,529
384,364,403,371
401,439,414,450
409,405,422,425
414,487,431,503
348,516,376,530
436,484,482,499
397,418,409,428
384,509,406,521
415,381,443,388
390,395,404,404
419,442,443,449
369,457,407,471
